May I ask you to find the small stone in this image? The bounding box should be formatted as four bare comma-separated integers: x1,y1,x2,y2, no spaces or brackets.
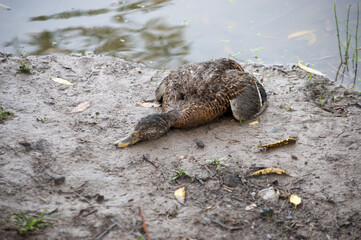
261,207,273,217
266,233,272,239
223,173,241,187
257,187,279,203
203,217,211,223
291,155,298,160
272,179,278,185
85,193,93,199
54,175,65,185
96,194,104,203
195,139,205,148
271,127,278,133
276,218,284,224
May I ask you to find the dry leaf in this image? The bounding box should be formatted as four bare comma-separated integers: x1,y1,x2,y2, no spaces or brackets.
174,187,186,204
0,3,11,10
248,120,259,125
250,168,291,177
49,75,75,85
288,30,317,45
288,30,315,39
297,57,325,76
136,102,161,108
205,206,212,210
71,101,91,113
257,138,297,150
290,194,302,208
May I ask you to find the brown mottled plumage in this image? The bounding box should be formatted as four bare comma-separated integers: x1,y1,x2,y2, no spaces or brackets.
114,58,267,148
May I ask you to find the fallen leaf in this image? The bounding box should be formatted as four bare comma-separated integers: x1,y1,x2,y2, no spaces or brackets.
257,138,297,150
174,187,186,204
136,102,161,108
49,75,75,85
0,3,11,10
250,168,292,177
290,194,302,208
297,57,325,76
288,30,315,39
248,120,259,125
205,206,212,210
71,101,91,113
288,30,317,46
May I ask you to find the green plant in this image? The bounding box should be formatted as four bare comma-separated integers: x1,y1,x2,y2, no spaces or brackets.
171,168,190,181
334,3,360,85
206,157,228,171
317,95,325,107
18,60,32,73
0,106,14,123
11,209,52,234
17,51,32,73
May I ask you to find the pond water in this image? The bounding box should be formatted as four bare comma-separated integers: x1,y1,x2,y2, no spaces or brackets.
0,0,360,88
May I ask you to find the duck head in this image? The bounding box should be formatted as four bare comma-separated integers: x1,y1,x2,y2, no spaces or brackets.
114,111,179,148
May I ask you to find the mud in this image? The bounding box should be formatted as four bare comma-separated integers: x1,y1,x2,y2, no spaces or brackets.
0,53,360,239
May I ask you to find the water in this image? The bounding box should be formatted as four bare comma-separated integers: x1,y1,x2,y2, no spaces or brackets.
0,0,360,88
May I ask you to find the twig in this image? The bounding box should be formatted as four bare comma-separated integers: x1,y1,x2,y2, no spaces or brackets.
336,131,345,138
334,210,339,229
142,155,158,168
215,136,240,143
138,206,150,240
211,219,242,231
95,219,122,240
204,165,215,177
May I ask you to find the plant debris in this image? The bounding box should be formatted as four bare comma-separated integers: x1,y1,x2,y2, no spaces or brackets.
290,194,302,208
250,168,292,177
174,187,186,204
49,75,75,85
70,101,92,113
257,138,297,150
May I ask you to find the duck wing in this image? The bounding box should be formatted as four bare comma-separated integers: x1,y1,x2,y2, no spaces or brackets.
160,58,262,128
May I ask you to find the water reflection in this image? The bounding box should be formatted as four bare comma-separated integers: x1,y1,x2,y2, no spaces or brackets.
30,9,110,21
0,0,359,87
5,0,190,68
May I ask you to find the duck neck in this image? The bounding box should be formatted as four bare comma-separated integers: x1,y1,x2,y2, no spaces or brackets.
137,110,180,141
158,110,180,129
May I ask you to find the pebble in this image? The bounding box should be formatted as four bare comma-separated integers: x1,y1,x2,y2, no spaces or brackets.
223,173,241,187
257,187,279,203
54,175,65,185
272,179,278,185
261,207,273,217
271,127,278,133
195,139,205,148
96,194,104,203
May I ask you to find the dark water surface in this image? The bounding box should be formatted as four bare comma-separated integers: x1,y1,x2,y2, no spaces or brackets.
0,0,360,88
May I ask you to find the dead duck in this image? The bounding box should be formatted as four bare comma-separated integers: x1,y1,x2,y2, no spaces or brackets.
114,58,267,148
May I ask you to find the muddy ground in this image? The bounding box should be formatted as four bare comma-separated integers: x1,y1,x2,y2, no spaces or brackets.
0,53,360,240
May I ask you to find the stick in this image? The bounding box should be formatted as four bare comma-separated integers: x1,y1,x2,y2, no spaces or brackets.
138,206,150,240
95,219,122,240
142,155,158,168
334,210,339,229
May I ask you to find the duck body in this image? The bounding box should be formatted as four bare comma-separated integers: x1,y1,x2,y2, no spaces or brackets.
114,58,267,148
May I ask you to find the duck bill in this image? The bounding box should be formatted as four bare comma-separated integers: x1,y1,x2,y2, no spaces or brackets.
114,132,140,148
